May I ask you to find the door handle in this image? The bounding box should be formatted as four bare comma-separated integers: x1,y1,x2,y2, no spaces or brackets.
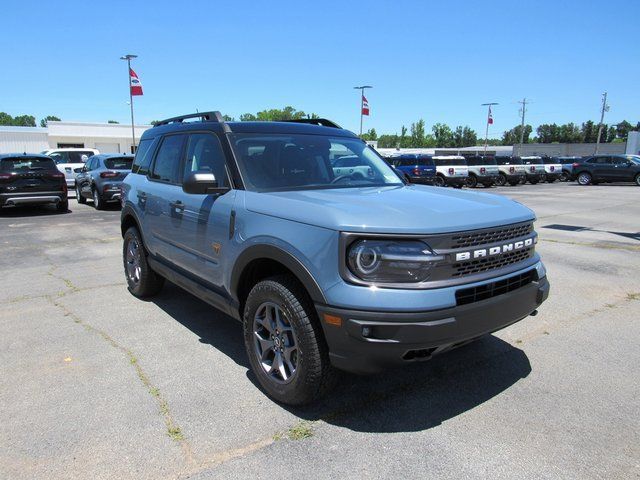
170,200,185,211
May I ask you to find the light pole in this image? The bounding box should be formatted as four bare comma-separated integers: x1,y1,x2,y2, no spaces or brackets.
120,54,138,152
595,92,609,154
353,85,372,136
481,102,498,156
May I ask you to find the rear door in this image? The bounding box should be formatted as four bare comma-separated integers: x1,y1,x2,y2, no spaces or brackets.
591,156,613,180
143,134,188,261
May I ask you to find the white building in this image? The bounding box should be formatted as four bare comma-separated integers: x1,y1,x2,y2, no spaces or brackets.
0,121,152,154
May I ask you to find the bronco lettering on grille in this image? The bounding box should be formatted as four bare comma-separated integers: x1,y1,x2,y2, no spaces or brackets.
455,237,535,262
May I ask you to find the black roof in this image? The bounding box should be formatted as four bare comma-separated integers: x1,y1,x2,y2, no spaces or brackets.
0,153,51,160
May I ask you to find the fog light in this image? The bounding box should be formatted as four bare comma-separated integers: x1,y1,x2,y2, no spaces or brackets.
362,326,371,337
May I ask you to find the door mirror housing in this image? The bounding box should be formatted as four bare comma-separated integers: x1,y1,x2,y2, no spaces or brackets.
182,171,229,195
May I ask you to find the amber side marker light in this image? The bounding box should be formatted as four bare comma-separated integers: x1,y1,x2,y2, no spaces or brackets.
323,314,342,327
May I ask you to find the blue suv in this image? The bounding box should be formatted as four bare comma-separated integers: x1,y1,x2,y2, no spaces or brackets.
388,154,436,184
121,112,550,405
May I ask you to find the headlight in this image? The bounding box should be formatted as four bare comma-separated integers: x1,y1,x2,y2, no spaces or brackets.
347,239,443,283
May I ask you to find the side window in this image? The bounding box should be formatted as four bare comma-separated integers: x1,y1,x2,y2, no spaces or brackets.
611,157,625,165
150,135,186,184
132,138,155,175
183,133,230,188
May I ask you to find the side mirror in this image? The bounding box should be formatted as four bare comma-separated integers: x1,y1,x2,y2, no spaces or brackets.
82,166,87,172
182,171,229,195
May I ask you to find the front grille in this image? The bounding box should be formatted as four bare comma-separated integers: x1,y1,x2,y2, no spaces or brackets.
452,247,534,277
455,270,536,306
450,222,533,249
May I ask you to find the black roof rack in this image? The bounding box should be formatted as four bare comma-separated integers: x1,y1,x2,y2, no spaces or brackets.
282,118,342,129
153,111,230,132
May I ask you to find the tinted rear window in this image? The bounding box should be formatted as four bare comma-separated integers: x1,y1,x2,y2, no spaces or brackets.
433,158,467,166
104,158,133,170
496,158,523,165
1,157,57,172
522,158,543,165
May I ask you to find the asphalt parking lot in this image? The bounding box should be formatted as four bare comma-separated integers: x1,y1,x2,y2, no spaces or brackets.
1,183,639,480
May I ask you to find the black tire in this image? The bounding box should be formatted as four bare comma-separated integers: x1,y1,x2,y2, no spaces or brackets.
465,174,478,188
93,188,104,210
123,227,164,298
57,199,69,212
481,182,493,188
243,275,337,406
547,178,556,183
529,179,539,185
434,175,446,187
577,172,592,186
559,171,569,182
76,185,86,204
635,174,640,186
495,173,507,186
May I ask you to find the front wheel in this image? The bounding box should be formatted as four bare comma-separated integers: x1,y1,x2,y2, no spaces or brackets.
434,175,446,187
57,199,69,212
577,172,592,185
635,174,640,186
243,275,337,406
123,227,165,297
559,171,569,182
76,185,86,204
495,173,507,186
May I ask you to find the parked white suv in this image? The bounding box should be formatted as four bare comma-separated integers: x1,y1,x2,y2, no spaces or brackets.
42,148,99,188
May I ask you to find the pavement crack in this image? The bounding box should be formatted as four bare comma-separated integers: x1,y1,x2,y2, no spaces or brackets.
47,296,195,468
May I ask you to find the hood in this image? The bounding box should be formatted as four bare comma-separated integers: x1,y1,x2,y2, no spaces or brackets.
244,185,535,234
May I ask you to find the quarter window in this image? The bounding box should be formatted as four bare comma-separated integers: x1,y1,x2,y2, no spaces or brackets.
132,138,155,175
150,135,186,184
183,133,229,188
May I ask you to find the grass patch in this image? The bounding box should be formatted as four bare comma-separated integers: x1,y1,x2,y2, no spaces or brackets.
287,421,314,440
168,426,184,440
626,292,640,301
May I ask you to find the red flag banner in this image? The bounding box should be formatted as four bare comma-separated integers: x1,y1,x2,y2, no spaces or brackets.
362,95,369,116
129,68,143,96
488,105,493,125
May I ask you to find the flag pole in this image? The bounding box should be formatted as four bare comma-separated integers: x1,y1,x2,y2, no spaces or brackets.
121,54,138,153
353,85,372,137
481,102,498,156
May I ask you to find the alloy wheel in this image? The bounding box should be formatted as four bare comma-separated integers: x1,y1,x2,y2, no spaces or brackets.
125,238,142,285
253,302,299,383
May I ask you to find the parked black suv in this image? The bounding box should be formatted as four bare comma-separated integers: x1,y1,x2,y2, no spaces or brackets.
573,155,640,186
0,153,68,211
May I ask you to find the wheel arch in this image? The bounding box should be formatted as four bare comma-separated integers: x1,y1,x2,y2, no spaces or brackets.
231,245,327,317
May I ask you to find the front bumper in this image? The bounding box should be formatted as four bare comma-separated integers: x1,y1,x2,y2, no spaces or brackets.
316,274,549,374
525,173,542,182
544,172,561,181
409,176,436,185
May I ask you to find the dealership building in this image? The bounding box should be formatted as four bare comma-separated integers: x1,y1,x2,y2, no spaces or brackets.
0,121,152,154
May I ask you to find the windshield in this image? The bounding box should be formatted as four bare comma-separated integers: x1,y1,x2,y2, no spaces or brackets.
1,157,56,172
230,134,401,191
628,156,640,165
104,157,133,170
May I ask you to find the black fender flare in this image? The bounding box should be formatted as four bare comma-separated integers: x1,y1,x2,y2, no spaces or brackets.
230,244,327,304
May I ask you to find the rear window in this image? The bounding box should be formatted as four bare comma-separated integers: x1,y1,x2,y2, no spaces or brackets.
48,151,94,164
105,157,133,170
522,157,543,165
1,157,57,172
466,157,496,166
433,158,467,166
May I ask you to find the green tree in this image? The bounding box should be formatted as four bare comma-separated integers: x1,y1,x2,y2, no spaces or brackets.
432,123,454,147
614,120,635,140
0,112,14,125
361,128,377,141
453,125,478,147
410,119,426,147
536,123,560,143
240,106,318,122
399,125,409,148
10,114,36,127
40,115,61,127
558,123,582,143
222,114,235,121
501,125,532,145
581,121,598,143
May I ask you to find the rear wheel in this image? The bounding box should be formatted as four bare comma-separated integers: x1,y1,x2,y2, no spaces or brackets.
547,177,556,183
243,275,337,405
465,174,478,188
123,227,165,298
76,185,86,204
635,174,640,186
57,199,69,212
434,175,446,187
577,172,592,185
93,188,103,210
559,171,569,182
495,173,507,186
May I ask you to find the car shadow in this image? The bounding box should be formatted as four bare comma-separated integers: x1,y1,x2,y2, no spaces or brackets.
0,205,71,217
152,282,531,433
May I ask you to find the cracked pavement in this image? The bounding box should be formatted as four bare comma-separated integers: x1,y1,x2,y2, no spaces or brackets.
1,183,639,479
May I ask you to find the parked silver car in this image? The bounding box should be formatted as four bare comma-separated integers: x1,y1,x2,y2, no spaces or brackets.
75,154,133,209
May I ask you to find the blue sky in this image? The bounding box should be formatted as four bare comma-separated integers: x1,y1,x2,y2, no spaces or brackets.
2,0,638,138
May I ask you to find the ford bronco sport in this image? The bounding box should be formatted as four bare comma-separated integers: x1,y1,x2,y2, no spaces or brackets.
120,112,550,405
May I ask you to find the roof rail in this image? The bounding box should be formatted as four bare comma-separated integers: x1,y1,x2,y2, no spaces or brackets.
282,118,342,129
154,111,229,131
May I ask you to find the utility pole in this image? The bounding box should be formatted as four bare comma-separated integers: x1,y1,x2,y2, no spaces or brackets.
120,54,138,152
353,85,372,136
481,102,498,156
518,98,528,156
595,92,609,154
